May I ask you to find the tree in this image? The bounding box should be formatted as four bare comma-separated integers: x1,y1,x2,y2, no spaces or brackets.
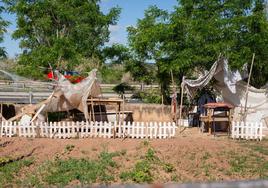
127,6,172,103
4,0,121,79
128,0,268,105
169,0,268,87
0,5,8,58
102,43,130,64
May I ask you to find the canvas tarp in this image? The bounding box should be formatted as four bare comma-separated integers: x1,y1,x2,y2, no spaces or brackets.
182,58,268,125
42,69,101,120
10,69,101,122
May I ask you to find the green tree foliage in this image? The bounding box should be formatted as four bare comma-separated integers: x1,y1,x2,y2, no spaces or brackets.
170,0,268,87
0,5,9,58
129,0,268,95
124,59,156,84
127,6,171,103
102,43,130,64
4,0,120,79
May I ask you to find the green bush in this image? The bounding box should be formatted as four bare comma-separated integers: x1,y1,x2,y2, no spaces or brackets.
133,90,162,104
113,82,134,97
99,65,124,84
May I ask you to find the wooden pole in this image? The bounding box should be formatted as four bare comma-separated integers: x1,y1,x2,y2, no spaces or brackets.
170,70,178,125
244,53,255,115
179,77,185,129
90,97,95,122
0,103,2,122
122,95,125,122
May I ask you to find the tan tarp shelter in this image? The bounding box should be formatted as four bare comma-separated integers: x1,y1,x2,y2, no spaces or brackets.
10,69,101,122
42,69,101,120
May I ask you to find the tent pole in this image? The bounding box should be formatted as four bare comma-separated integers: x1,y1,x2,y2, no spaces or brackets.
179,77,184,129
244,53,255,115
170,70,177,124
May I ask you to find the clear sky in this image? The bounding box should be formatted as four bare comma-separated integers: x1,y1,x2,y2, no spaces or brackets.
1,0,178,58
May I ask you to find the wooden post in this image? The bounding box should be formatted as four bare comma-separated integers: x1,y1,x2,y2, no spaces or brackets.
244,53,255,115
170,70,177,124
98,99,102,122
122,95,125,122
90,97,95,122
0,103,2,122
179,77,185,129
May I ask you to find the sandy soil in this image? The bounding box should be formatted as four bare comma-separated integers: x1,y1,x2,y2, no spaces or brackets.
0,128,267,184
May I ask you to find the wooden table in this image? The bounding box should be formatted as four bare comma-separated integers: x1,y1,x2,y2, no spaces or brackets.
199,102,234,135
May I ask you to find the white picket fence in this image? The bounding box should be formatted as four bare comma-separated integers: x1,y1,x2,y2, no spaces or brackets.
0,121,177,139
231,121,264,141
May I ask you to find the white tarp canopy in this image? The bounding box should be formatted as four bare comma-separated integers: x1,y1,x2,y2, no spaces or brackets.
182,57,268,126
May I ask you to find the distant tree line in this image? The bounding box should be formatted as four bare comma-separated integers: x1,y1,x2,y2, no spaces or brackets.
0,0,268,103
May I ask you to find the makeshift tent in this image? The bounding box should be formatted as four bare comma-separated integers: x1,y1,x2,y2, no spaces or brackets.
9,69,101,122
182,58,268,126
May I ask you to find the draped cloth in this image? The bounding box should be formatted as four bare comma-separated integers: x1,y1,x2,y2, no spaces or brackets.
182,58,268,126
42,69,101,120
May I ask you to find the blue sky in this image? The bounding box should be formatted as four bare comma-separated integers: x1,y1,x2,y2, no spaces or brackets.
1,0,178,58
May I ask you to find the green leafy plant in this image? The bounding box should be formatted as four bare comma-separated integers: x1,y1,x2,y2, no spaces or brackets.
0,159,33,186
25,151,120,186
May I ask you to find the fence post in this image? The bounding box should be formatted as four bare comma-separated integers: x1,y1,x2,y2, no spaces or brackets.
141,122,144,139
108,122,112,138
260,122,263,141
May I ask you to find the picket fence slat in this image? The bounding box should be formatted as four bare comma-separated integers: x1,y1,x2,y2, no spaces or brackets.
231,121,264,141
0,121,177,139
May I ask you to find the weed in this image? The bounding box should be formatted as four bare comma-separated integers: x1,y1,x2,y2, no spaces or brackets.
120,147,175,183
229,155,248,174
145,148,159,162
120,160,153,183
202,164,212,177
21,174,42,187
163,163,175,173
0,158,34,186
0,157,11,166
119,149,127,156
171,173,179,182
25,151,119,186
141,140,150,147
247,144,268,155
202,152,211,161
64,144,75,153
99,150,119,167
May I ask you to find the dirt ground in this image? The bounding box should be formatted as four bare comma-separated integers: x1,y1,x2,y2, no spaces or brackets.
0,128,268,185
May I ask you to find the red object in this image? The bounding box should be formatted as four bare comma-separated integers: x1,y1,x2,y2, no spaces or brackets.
47,71,54,79
204,102,234,109
46,70,84,83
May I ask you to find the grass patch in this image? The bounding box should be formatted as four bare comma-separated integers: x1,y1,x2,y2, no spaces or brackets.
227,150,268,178
22,151,120,187
0,158,34,186
120,148,175,183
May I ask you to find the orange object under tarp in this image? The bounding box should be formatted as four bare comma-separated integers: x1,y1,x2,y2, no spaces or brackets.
204,102,234,109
